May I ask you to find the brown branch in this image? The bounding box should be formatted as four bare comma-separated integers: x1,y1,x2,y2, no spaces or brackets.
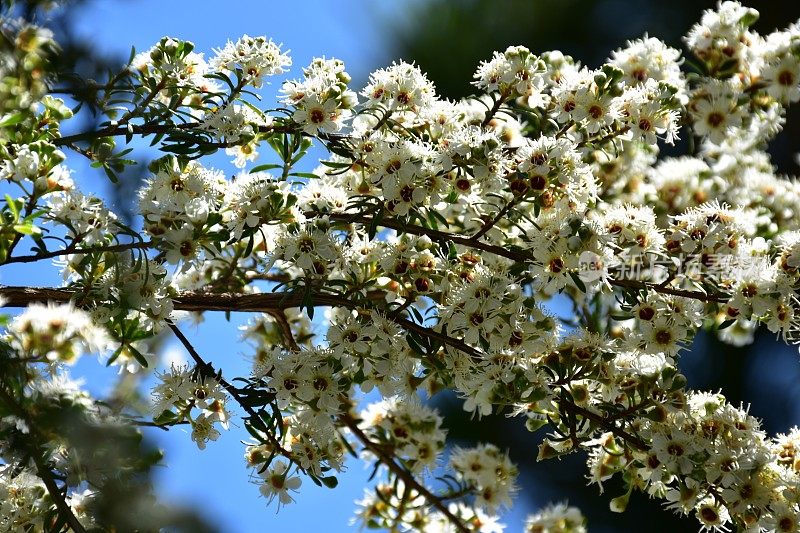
481,91,510,128
325,212,527,262
470,196,520,242
0,240,151,266
117,79,167,127
266,309,301,352
0,279,724,366
557,397,648,451
576,125,631,148
166,321,294,460
609,278,727,303
0,286,485,363
324,212,730,304
0,387,88,533
53,121,202,146
340,414,470,533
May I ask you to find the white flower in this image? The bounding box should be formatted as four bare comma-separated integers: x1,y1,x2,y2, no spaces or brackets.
210,35,291,88
762,56,800,103
524,502,587,533
8,303,110,364
292,96,342,135
258,461,302,509
191,413,221,450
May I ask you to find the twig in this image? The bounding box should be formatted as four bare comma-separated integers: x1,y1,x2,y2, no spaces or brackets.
0,387,88,533
166,321,294,460
0,240,151,266
481,92,510,128
557,397,647,451
266,309,301,352
341,414,470,533
117,79,166,127
470,196,519,242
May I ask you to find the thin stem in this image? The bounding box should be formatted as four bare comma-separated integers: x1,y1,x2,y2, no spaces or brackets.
470,196,519,242
341,414,470,533
4,195,38,263
481,92,510,128
117,79,167,127
166,321,294,460
0,387,88,533
576,125,631,148
557,396,647,451
0,240,151,266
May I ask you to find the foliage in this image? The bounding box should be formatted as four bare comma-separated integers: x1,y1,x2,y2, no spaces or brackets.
1,1,800,531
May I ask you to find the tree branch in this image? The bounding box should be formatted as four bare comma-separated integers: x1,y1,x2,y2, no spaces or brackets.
340,414,470,533
557,397,648,451
166,321,295,460
324,212,730,304
0,386,88,533
0,240,151,266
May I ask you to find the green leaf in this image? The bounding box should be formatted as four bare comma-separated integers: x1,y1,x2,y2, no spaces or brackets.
0,113,25,128
12,223,39,236
106,345,124,366
250,163,282,173
300,286,315,320
153,409,179,425
127,344,149,368
320,159,352,169
717,319,736,330
320,476,338,489
367,208,384,240
610,313,632,321
4,194,20,219
739,9,759,27
569,271,586,293
244,234,255,257
405,333,427,356
103,165,120,183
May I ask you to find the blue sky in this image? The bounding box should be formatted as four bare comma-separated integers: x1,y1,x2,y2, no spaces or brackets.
0,1,540,531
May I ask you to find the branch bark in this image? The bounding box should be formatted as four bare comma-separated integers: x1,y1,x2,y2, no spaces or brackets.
340,414,470,533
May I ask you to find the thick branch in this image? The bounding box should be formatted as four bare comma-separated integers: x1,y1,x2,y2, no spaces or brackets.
0,286,485,362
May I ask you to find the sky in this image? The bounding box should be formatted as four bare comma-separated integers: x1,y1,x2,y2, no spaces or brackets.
0,1,539,531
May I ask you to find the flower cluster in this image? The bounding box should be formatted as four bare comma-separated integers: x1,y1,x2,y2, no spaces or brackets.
210,34,292,88
359,398,447,473
450,444,518,512
151,364,230,449
282,57,357,135
524,502,587,533
5,303,110,364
